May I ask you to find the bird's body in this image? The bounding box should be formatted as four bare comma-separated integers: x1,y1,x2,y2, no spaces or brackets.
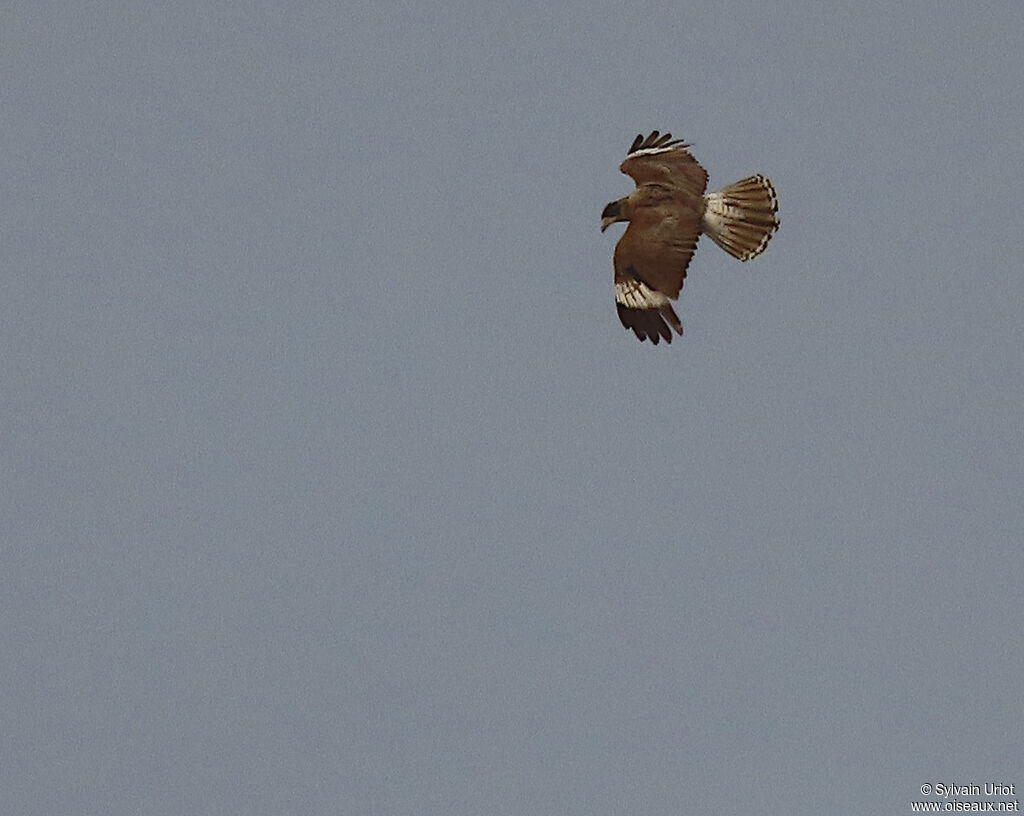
602,131,780,344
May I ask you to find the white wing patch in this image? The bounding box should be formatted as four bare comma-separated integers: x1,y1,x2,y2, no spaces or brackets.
627,146,684,158
615,279,670,309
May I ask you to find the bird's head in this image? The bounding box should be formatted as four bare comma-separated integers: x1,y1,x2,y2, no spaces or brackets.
600,198,629,232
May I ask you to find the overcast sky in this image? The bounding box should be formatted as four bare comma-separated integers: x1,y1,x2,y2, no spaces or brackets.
3,2,1023,814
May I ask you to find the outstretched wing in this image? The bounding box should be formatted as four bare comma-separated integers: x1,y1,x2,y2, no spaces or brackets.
613,203,699,344
620,131,708,198
613,133,708,344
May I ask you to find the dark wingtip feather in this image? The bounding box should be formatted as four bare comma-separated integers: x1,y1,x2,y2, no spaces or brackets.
616,303,683,345
626,130,692,156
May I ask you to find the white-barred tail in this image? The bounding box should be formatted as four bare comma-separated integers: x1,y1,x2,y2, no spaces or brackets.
701,175,779,261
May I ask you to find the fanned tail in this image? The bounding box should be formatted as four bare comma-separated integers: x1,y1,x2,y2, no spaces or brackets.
701,175,779,261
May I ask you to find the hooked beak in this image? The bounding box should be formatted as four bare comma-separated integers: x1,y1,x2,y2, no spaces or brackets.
600,217,616,233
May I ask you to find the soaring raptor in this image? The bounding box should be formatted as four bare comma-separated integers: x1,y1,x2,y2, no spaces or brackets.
601,131,780,344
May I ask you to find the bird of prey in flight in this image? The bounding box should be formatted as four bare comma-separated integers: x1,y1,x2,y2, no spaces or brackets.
601,131,780,344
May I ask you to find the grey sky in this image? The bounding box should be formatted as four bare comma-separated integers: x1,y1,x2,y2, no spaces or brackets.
3,2,1023,814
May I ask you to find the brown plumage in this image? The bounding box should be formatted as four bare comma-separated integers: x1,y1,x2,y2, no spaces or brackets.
601,131,780,344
